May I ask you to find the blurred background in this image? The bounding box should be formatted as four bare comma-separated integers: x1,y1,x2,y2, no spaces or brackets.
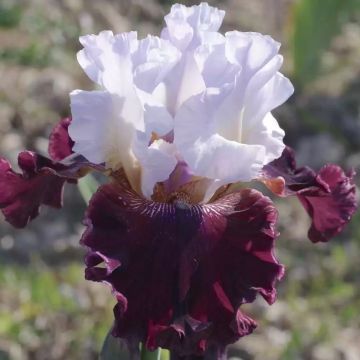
0,0,359,359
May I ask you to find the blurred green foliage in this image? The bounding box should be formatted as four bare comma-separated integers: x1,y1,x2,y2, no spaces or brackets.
0,261,113,358
0,43,51,67
0,3,22,28
292,0,360,87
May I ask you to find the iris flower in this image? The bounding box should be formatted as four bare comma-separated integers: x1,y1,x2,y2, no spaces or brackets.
0,3,357,359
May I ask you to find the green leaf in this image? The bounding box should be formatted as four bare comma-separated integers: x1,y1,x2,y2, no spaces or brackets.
99,333,164,360
292,0,359,87
77,174,99,204
160,349,170,360
99,330,130,360
0,4,22,28
140,346,161,360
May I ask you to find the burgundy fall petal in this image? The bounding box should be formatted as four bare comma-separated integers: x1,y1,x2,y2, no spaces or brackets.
0,151,104,228
261,147,326,196
82,178,283,356
262,146,357,242
48,117,74,161
298,165,357,243
0,152,67,228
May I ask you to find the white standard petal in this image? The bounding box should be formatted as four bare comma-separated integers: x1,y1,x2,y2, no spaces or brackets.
153,51,206,116
225,31,280,77
133,135,177,199
196,31,282,90
208,31,294,165
136,88,174,139
213,72,292,166
174,90,265,185
161,2,225,50
243,72,294,127
69,89,143,189
214,68,293,141
69,90,112,164
132,35,181,93
245,112,285,164
195,34,240,88
77,31,138,94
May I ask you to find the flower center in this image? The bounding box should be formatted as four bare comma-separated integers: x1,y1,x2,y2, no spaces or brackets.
167,191,192,207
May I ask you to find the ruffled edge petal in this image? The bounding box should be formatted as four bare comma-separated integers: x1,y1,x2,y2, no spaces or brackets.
262,146,357,242
298,165,357,242
0,151,104,228
162,3,225,50
82,177,283,354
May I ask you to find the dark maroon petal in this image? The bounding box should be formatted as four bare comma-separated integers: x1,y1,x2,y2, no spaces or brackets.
298,165,357,242
0,151,104,228
262,146,357,242
48,117,74,161
82,180,283,355
261,147,326,196
0,152,66,228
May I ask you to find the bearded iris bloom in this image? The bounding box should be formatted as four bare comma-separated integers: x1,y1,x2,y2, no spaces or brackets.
0,2,357,359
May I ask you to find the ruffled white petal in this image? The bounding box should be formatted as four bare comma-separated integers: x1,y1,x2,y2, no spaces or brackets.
174,29,294,194
155,53,206,114
214,70,293,144
245,113,285,164
225,31,280,72
136,89,174,140
174,90,265,184
78,31,180,95
243,72,294,127
69,89,142,188
132,35,181,93
195,35,239,87
196,31,294,168
77,31,137,93
69,90,116,164
162,2,225,50
133,136,177,198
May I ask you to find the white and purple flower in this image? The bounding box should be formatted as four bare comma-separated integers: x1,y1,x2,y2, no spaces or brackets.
0,3,357,358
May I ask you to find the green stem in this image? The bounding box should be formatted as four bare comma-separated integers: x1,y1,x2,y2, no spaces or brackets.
140,346,161,360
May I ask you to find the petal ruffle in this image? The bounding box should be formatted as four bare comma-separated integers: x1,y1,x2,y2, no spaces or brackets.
0,152,69,228
82,177,283,355
299,165,357,242
174,31,294,196
48,117,74,161
262,147,357,242
69,89,143,190
162,3,225,51
132,35,181,93
174,89,266,186
0,151,104,228
78,31,180,94
77,31,137,92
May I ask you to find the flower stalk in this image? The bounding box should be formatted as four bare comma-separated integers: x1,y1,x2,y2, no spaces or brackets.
140,345,162,360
